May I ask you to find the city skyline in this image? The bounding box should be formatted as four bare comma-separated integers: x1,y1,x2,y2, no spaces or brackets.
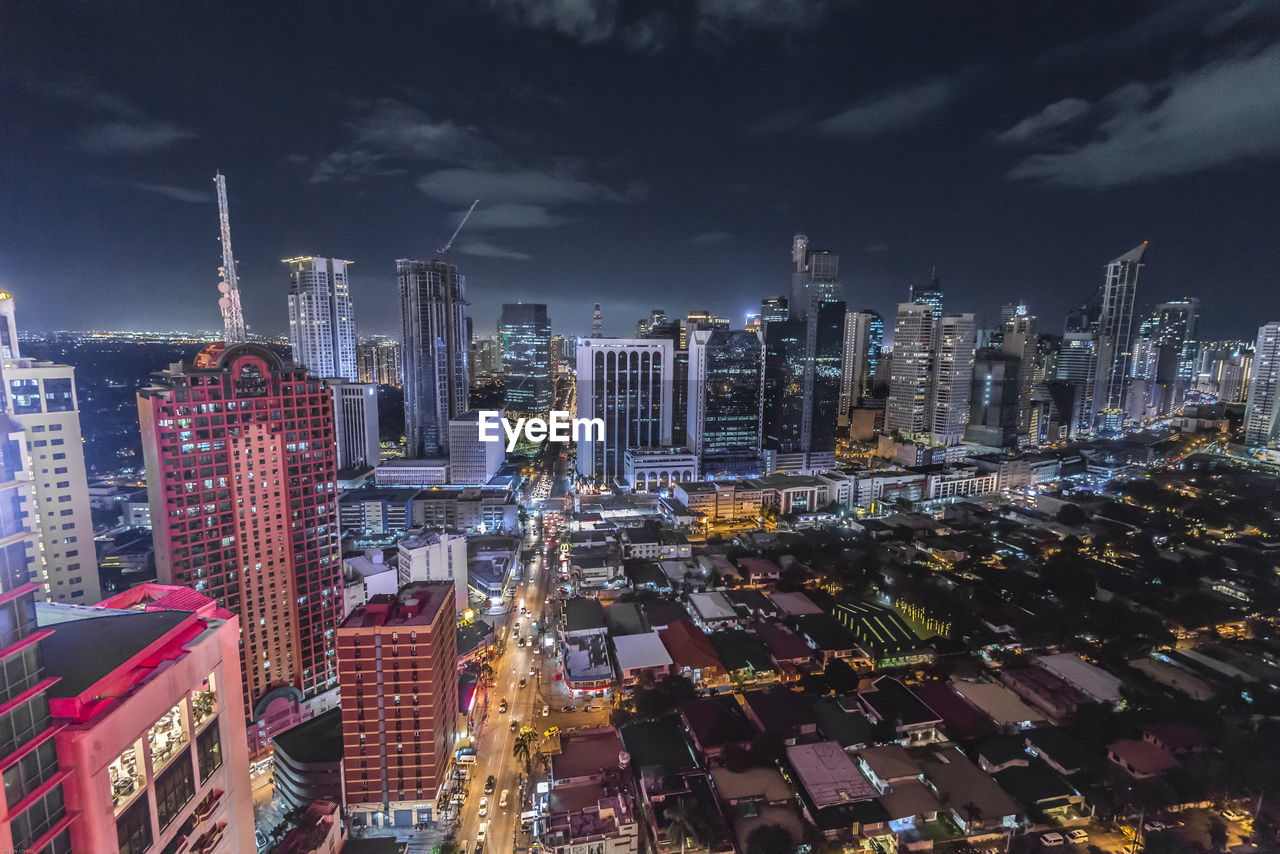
3,3,1280,339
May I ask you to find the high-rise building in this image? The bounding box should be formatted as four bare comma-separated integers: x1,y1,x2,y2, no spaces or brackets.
137,342,343,753
686,329,764,461
575,338,674,483
1002,309,1038,445
840,310,881,420
286,257,357,382
399,259,469,458
499,303,553,413
396,531,469,612
1055,332,1098,437
357,338,402,387
790,234,842,316
885,301,976,455
0,403,77,854
42,584,254,854
1,294,101,603
1150,298,1200,414
762,318,807,452
760,296,789,325
966,350,1022,449
326,379,380,471
549,334,567,371
910,270,943,314
1093,243,1147,430
337,582,458,824
448,410,505,485
1244,321,1280,450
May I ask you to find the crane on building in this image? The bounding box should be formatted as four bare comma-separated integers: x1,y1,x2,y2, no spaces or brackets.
214,172,247,345
437,199,479,419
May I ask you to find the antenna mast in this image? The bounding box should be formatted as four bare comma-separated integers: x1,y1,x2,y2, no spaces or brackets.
214,172,247,344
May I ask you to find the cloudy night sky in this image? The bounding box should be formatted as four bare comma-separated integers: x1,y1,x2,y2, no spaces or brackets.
2,0,1279,341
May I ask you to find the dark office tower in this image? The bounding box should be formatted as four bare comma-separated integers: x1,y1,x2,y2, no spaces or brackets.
1002,309,1038,445
1093,243,1146,431
790,234,842,316
811,301,846,453
966,349,1022,449
1153,298,1200,411
761,296,789,325
575,339,673,483
636,309,668,337
0,407,75,853
398,259,469,458
499,303,552,413
786,234,846,455
911,269,944,314
688,329,764,461
763,319,807,451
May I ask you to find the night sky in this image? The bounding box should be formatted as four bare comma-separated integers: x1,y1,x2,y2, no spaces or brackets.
3,1,1279,341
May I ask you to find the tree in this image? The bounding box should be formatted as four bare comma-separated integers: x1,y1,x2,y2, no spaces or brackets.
663,798,700,853
1056,503,1087,526
894,495,915,513
746,822,793,854
436,839,461,854
822,658,858,695
513,728,537,775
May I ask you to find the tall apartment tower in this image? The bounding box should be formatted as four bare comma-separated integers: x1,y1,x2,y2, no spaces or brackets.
1093,243,1147,430
286,257,357,382
575,338,674,483
0,404,77,853
326,379,380,471
500,303,553,413
399,259,469,458
929,313,977,450
1244,321,1280,450
0,293,102,603
885,302,938,437
357,338,402,387
1002,309,1039,445
687,329,764,461
337,582,458,824
840,310,881,420
137,342,344,753
1055,331,1098,438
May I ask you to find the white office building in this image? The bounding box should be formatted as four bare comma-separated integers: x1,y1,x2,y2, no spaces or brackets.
1244,321,1280,450
286,256,357,382
325,379,379,471
449,410,506,485
575,338,674,484
397,529,469,612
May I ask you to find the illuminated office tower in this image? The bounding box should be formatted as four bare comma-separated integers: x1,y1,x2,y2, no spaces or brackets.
499,303,553,412
286,257,357,382
1002,308,1039,444
1244,321,1280,450
137,342,343,753
1093,243,1147,430
840,310,881,419
1,293,101,603
687,329,764,460
575,338,673,483
399,259,469,458
885,302,938,438
929,313,977,451
760,296,789,325
1055,332,1098,438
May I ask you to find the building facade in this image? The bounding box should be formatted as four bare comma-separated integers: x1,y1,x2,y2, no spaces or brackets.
686,329,764,460
397,530,469,612
337,583,458,826
42,585,254,854
500,303,553,413
326,380,380,471
575,338,674,483
286,257,357,382
137,342,343,754
357,338,402,387
448,410,505,485
1093,243,1147,430
399,259,469,458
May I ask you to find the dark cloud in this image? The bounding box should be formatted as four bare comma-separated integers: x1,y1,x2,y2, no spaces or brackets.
996,98,1091,144
816,75,967,139
1009,42,1280,186
688,230,733,246
455,239,532,260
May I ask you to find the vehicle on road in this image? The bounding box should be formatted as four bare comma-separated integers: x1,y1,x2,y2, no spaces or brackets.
256,829,268,850
485,775,496,794
553,673,562,680
560,704,575,712
584,704,600,712
499,699,508,713
510,719,518,732
1066,829,1087,844
1143,821,1166,833
500,789,510,809
477,823,487,842
1041,832,1065,847
479,796,488,817
542,704,550,716
1223,808,1250,822
530,665,537,675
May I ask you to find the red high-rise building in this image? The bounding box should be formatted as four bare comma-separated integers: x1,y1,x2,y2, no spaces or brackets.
137,342,343,753
336,581,457,826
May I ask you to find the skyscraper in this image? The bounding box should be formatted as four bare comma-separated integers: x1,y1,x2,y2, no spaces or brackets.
1093,243,1147,430
0,293,102,603
326,379,380,471
286,257,357,382
839,310,881,420
1002,309,1038,445
1055,331,1098,437
966,350,1021,449
762,318,807,451
760,296,789,325
575,338,673,483
338,582,458,825
137,342,343,753
885,300,976,456
357,338,402,387
1244,321,1280,450
929,313,977,450
399,259,469,458
0,400,76,853
687,329,764,460
500,303,553,413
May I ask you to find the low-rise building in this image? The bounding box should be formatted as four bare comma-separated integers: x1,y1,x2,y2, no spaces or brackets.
273,709,345,813
540,728,639,854
612,631,673,687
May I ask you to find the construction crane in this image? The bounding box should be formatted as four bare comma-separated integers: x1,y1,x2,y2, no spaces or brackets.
213,172,247,344
437,199,479,419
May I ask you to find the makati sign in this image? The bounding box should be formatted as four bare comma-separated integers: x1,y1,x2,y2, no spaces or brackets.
477,410,604,452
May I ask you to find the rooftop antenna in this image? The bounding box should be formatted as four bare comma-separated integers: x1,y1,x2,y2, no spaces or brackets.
214,172,247,344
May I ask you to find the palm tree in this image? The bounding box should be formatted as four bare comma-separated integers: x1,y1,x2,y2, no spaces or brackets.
663,798,700,853
513,728,537,775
